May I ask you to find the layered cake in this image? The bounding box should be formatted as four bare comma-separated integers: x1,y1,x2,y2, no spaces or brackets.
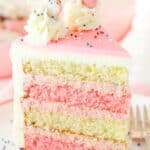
10,0,131,149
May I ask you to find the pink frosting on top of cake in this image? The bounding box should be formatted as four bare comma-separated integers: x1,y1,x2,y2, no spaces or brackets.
21,27,130,58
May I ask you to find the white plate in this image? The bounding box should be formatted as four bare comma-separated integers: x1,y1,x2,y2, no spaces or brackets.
0,95,150,150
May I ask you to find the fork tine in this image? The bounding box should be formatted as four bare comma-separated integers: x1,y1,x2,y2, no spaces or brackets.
136,105,143,135
144,105,149,129
130,106,135,132
144,105,150,131
145,135,150,150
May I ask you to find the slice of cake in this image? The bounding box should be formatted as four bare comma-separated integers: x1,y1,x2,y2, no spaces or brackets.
10,0,131,149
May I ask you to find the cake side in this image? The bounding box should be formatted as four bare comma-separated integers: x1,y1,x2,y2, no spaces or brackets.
10,38,131,149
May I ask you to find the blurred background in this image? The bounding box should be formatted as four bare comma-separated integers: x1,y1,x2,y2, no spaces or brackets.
0,0,150,105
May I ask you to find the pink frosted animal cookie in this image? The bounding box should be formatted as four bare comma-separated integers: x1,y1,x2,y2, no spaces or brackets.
82,0,97,8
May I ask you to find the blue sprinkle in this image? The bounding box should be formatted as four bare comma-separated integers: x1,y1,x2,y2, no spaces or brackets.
3,145,6,150
41,12,44,16
95,28,98,31
137,142,141,146
105,34,109,38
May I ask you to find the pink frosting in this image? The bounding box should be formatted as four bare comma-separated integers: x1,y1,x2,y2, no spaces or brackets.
21,27,130,58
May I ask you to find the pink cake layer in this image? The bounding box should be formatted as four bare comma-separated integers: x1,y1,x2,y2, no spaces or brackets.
20,26,129,58
24,75,131,114
24,127,127,150
23,100,128,120
24,75,130,97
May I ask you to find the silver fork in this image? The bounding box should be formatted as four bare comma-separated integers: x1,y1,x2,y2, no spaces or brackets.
129,104,150,149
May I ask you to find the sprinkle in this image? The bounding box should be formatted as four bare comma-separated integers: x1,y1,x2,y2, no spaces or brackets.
70,33,73,36
90,45,93,48
2,145,6,150
95,28,98,31
21,38,24,42
41,12,44,16
137,143,141,146
83,24,86,27
105,34,109,38
97,32,99,35
86,42,90,46
94,35,97,39
74,35,78,38
100,31,104,34
92,13,95,16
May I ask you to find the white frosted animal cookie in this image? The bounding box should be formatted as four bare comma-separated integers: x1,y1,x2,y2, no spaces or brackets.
24,0,66,45
62,0,101,30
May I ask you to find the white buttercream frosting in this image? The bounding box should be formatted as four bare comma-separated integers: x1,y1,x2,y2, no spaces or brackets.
63,0,101,30
24,1,66,45
25,0,101,45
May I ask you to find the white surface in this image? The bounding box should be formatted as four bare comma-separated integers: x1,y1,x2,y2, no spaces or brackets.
121,0,150,86
0,94,150,149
